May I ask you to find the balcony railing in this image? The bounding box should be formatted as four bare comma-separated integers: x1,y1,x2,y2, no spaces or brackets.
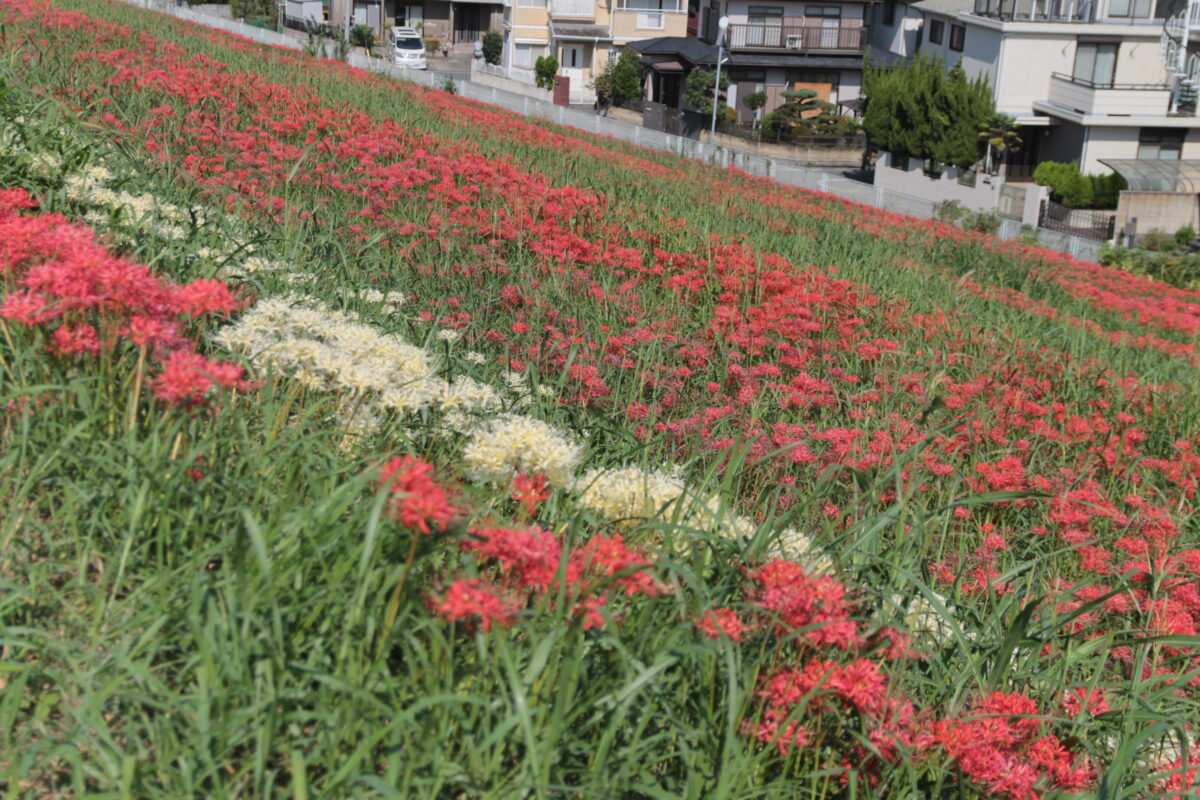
972,0,1162,23
1046,71,1170,115
613,0,683,10
549,0,593,16
725,24,865,53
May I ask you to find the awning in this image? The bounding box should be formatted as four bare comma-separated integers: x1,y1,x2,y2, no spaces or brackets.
650,60,685,72
1098,159,1200,192
551,22,613,40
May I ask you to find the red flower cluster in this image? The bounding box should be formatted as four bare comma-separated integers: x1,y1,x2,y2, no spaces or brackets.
935,692,1092,799
459,525,663,630
0,186,249,407
377,455,459,535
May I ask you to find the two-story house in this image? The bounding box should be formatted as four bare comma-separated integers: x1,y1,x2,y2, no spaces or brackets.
500,0,690,102
628,0,876,120
868,0,1200,178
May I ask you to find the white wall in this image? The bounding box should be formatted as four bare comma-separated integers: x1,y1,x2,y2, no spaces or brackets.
873,151,1003,210
1080,126,1140,173
867,2,922,60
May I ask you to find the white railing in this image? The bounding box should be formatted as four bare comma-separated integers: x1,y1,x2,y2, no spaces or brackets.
549,0,594,16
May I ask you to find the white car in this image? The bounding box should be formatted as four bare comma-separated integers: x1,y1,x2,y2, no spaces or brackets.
390,28,428,70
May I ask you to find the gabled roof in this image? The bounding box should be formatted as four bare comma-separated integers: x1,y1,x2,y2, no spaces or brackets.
626,36,720,65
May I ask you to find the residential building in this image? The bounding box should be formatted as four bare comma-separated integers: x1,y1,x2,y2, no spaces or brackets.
327,0,502,47
631,0,877,121
500,0,690,103
867,0,1200,178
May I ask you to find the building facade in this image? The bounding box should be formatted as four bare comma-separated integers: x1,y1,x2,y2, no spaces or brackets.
868,0,1200,177
501,0,690,103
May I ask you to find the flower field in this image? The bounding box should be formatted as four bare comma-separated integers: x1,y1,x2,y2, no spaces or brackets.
2,0,1200,796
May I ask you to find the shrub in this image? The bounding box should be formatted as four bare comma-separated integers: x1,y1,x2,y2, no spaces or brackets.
534,55,558,90
963,209,1002,234
481,30,502,65
932,199,967,224
350,24,375,50
1174,224,1196,247
1034,161,1126,209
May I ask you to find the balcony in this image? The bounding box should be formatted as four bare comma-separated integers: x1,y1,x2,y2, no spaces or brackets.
549,0,593,16
725,24,865,53
972,0,1162,24
1046,72,1170,115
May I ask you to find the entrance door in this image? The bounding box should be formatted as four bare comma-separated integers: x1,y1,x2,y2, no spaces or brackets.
560,44,588,103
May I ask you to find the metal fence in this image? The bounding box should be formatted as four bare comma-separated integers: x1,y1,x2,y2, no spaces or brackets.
1039,199,1117,243
111,0,1107,264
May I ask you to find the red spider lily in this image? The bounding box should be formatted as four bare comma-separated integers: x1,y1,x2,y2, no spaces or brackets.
431,578,518,631
376,455,459,535
510,471,550,517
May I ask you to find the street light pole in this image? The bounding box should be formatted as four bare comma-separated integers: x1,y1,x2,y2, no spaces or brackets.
709,15,728,139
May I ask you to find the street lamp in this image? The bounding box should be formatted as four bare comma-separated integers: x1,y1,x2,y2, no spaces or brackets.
709,15,728,139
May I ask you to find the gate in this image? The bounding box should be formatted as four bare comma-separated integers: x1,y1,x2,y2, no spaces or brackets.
1038,199,1116,242
998,183,1025,221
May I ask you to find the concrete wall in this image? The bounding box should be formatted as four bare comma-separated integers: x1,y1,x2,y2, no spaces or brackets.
472,60,552,98
1115,191,1200,238
873,151,1003,211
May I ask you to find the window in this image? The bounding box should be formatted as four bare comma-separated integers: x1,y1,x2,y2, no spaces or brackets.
1138,128,1185,159
949,23,965,51
805,5,840,15
747,5,784,46
514,42,548,66
730,68,767,82
787,69,840,88
928,18,944,43
1073,41,1118,87
882,0,895,25
517,0,547,8
1109,0,1151,17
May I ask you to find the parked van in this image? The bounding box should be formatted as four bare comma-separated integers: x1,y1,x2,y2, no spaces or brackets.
389,28,428,69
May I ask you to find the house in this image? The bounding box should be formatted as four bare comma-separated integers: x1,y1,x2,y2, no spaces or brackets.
867,0,1200,178
499,0,690,103
628,0,878,122
327,0,503,47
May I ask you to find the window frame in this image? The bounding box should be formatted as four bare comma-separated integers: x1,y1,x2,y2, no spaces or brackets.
1138,127,1185,160
949,23,965,51
928,18,944,44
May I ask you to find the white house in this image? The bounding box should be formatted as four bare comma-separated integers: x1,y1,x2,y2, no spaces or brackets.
868,0,1200,178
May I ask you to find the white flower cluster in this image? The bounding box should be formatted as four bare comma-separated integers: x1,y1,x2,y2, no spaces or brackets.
462,414,584,486
572,463,824,566
212,296,502,431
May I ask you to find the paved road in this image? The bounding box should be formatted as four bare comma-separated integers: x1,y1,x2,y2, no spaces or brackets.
189,3,474,80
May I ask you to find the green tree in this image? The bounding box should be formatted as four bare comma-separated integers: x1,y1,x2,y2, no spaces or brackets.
610,51,642,106
862,53,993,170
979,112,1021,174
683,67,729,116
482,30,503,65
743,89,767,127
